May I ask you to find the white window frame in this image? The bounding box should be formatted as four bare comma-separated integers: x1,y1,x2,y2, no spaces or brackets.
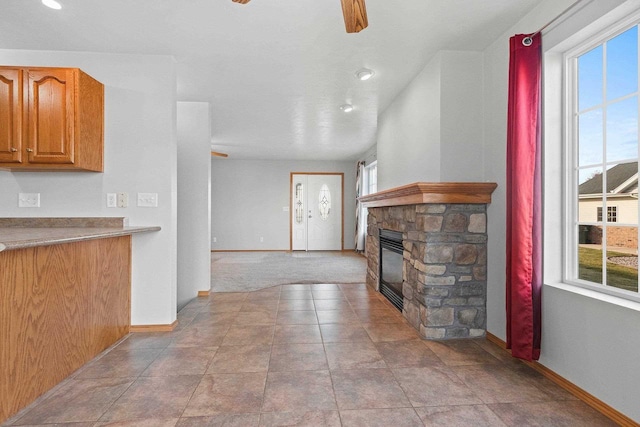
364,161,378,196
563,12,640,302
596,205,618,223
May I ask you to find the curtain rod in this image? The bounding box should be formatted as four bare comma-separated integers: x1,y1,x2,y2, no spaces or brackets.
522,0,584,46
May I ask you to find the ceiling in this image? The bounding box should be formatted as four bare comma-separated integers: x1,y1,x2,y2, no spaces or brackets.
1,0,539,161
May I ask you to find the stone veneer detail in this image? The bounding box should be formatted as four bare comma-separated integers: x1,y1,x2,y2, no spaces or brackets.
366,203,488,340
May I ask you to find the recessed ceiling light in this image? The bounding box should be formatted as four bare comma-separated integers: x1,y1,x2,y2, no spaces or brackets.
355,68,375,81
340,104,354,113
42,0,62,9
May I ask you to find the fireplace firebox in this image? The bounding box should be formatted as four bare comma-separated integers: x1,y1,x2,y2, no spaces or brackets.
379,229,404,311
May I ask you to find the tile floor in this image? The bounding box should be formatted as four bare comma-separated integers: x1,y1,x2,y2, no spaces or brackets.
4,283,616,426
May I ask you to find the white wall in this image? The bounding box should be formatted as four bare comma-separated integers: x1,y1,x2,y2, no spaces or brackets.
211,159,357,251
376,51,484,190
377,54,441,190
0,50,178,326
177,102,211,310
483,0,640,421
440,52,484,182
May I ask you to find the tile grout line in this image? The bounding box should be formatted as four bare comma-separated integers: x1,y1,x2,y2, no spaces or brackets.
258,286,279,421
323,287,346,426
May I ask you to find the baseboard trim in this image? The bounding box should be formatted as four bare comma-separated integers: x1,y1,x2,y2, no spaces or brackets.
485,332,638,427
211,250,288,253
211,249,354,253
197,290,210,297
130,320,178,333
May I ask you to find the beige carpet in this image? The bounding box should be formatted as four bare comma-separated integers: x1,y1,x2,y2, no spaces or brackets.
211,251,367,292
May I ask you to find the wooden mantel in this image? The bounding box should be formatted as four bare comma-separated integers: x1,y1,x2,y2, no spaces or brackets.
358,182,498,208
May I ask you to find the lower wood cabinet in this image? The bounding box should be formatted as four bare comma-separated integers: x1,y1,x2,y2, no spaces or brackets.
0,236,131,423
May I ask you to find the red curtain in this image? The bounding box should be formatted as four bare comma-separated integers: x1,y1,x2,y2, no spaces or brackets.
506,33,542,362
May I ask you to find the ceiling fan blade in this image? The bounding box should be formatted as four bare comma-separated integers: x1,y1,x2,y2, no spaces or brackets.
231,0,251,4
340,0,368,33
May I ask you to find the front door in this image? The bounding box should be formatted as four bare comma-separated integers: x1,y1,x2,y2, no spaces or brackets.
291,173,343,251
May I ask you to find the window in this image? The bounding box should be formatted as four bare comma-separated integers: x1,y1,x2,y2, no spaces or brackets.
365,161,377,195
318,184,331,220
568,21,639,295
295,183,304,224
357,161,377,252
596,206,618,223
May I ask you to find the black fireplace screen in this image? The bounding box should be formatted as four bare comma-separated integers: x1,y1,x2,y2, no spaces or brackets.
379,229,403,311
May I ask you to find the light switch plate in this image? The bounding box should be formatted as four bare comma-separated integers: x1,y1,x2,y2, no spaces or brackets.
137,193,158,207
117,192,128,208
18,193,40,208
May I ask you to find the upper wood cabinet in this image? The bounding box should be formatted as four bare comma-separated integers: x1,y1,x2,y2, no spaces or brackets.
0,68,23,164
0,67,104,172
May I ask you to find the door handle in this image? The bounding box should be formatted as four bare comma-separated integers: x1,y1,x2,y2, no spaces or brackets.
10,147,17,152
26,148,33,152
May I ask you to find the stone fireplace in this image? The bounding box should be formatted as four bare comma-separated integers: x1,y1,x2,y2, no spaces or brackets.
359,182,497,340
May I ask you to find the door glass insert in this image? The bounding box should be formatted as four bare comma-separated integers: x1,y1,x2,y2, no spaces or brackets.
318,184,331,220
295,183,304,224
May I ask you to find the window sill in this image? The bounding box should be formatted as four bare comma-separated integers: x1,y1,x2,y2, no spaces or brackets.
544,281,640,313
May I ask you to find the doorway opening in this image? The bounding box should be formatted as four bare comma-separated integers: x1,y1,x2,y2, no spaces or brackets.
290,173,344,251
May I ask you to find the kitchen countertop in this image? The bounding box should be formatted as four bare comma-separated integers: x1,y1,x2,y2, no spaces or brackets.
0,217,161,252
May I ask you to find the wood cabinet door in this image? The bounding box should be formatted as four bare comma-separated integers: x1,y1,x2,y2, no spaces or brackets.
0,68,23,163
27,68,75,165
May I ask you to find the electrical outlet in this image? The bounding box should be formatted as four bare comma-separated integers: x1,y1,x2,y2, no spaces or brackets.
117,192,128,208
283,206,289,212
213,237,217,243
107,193,117,208
137,192,158,207
260,237,264,243
18,193,40,208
